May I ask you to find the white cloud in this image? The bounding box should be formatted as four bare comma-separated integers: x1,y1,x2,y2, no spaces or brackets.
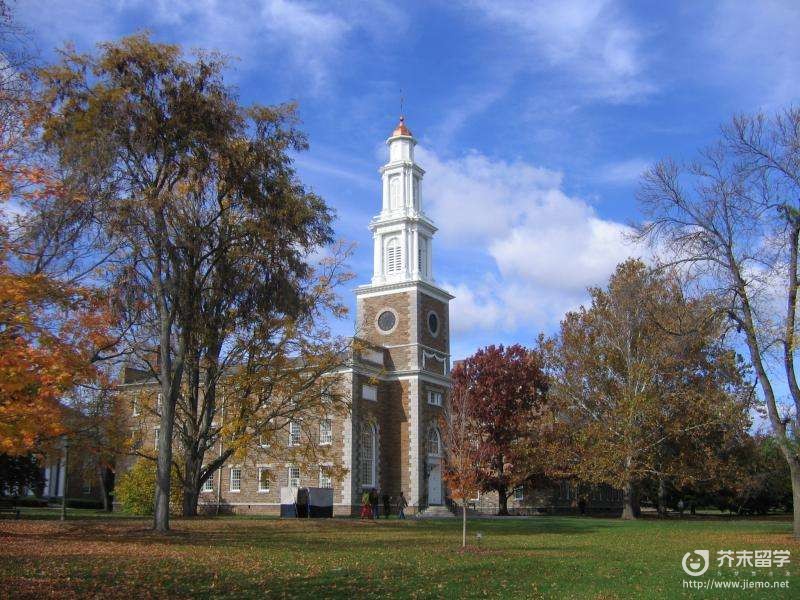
17,0,402,92
445,280,505,335
419,145,644,335
464,0,654,103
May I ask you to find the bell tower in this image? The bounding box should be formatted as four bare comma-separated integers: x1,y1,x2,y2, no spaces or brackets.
353,116,453,511
370,117,436,286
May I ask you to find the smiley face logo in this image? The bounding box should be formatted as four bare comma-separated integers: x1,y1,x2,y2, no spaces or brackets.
681,550,710,577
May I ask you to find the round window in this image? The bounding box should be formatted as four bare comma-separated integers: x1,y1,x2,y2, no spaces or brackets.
428,312,439,335
377,310,397,332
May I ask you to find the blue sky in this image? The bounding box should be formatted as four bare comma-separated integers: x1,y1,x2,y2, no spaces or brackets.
15,0,800,360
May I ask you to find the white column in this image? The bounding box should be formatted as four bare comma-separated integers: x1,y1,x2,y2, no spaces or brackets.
408,377,420,508
411,227,419,279
427,237,432,280
404,228,412,278
58,462,66,496
373,234,382,283
382,173,389,213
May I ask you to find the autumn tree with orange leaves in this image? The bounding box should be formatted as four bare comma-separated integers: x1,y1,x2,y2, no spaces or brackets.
544,260,751,519
441,385,492,546
450,344,548,516
0,2,118,459
28,34,349,530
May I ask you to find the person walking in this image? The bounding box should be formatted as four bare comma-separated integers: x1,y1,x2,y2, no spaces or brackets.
360,489,372,520
397,491,408,520
382,492,391,519
371,488,380,519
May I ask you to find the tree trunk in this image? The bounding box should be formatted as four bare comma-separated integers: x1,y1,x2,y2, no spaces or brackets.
182,451,201,517
462,502,467,548
497,484,509,516
183,488,199,517
790,459,800,539
98,466,114,512
153,384,177,532
657,477,667,518
621,481,637,520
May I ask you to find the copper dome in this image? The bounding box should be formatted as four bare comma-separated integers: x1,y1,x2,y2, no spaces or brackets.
391,116,413,137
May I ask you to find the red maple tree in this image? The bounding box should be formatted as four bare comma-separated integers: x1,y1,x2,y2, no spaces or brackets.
450,344,548,515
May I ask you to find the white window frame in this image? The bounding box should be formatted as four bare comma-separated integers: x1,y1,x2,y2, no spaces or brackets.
201,476,213,492
320,419,332,445
362,384,377,402
319,467,332,489
258,433,270,448
427,428,441,457
385,236,402,274
132,399,140,417
153,427,160,451
229,467,241,493
514,486,524,502
288,421,301,446
427,390,443,406
389,176,401,209
156,393,163,414
288,466,301,488
257,467,271,493
360,424,376,488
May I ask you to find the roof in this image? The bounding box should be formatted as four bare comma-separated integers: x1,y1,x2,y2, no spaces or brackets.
391,116,413,137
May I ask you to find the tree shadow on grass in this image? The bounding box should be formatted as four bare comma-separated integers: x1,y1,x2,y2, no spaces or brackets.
5,548,588,599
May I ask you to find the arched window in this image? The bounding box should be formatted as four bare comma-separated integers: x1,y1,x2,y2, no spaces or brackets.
360,424,376,487
390,176,401,209
385,237,401,274
427,428,441,457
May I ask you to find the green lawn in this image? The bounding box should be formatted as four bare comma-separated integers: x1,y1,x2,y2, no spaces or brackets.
1,512,797,598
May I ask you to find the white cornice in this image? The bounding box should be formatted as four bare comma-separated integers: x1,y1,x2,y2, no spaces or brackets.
355,279,454,302
368,212,437,233
379,162,425,176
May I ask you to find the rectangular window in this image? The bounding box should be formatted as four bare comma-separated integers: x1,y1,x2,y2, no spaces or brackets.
258,433,270,448
258,467,271,493
230,467,241,492
320,420,332,445
288,466,300,488
319,467,332,489
427,390,443,406
132,399,140,417
156,393,163,414
288,421,301,446
153,427,160,450
82,480,92,495
514,486,524,502
362,384,377,402
202,477,213,492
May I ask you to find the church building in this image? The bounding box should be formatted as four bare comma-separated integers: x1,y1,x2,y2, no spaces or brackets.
118,117,452,515
344,116,453,513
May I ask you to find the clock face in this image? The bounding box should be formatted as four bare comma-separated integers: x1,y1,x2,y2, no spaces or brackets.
428,312,439,335
377,310,397,332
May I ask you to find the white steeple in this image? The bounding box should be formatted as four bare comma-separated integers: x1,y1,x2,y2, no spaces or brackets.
369,117,437,286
